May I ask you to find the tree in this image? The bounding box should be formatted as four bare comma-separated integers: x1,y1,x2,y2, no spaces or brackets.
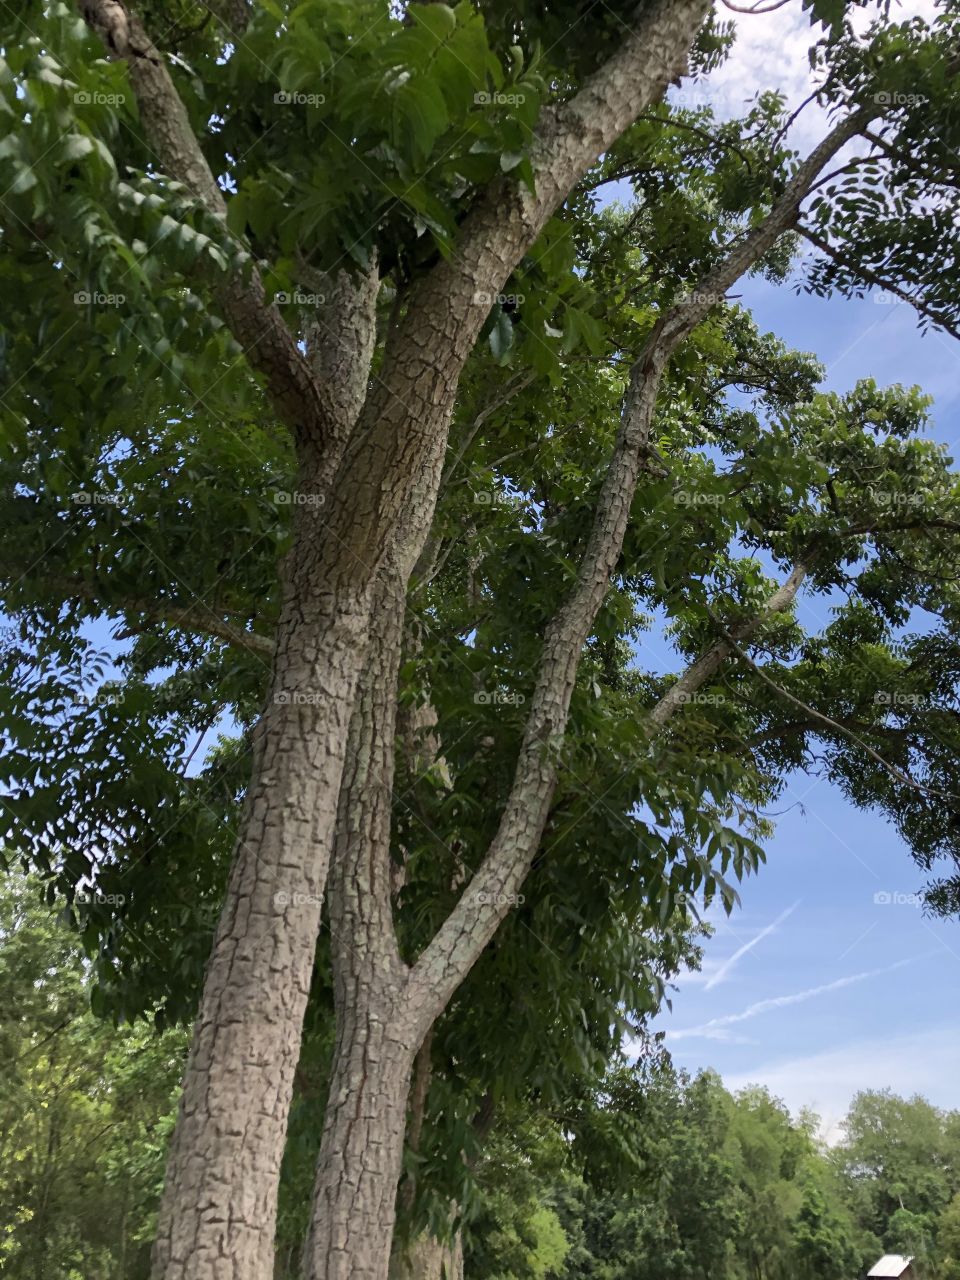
0,872,186,1280
3,2,960,1277
835,1090,960,1272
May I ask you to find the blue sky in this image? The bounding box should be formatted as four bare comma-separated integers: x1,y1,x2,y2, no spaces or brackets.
650,50,960,1134
636,283,960,1136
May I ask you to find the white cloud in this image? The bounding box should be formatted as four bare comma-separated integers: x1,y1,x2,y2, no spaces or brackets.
676,1,942,150
724,1025,960,1142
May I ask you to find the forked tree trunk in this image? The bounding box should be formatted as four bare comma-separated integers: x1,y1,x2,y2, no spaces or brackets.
152,509,371,1280
74,6,719,1277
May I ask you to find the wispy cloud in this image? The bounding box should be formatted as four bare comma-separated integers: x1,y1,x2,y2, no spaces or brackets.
669,957,917,1042
704,901,800,991
724,1024,960,1144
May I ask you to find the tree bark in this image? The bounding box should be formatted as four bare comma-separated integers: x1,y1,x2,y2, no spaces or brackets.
302,560,418,1280
151,513,371,1280
389,1232,463,1280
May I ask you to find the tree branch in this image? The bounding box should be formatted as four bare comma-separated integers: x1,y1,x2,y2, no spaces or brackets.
402,104,876,1035
798,224,960,340
648,563,809,727
716,623,959,801
78,0,335,447
319,0,713,572
11,571,275,657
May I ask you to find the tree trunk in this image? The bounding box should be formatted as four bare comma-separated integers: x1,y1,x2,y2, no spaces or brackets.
389,1232,464,1280
152,507,371,1280
305,991,417,1280
299,550,415,1280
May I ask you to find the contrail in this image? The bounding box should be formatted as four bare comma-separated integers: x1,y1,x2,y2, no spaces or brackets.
670,956,916,1041
704,901,800,990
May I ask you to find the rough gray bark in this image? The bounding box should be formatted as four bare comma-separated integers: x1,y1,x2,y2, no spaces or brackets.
389,1233,463,1280
303,563,416,1280
151,539,370,1280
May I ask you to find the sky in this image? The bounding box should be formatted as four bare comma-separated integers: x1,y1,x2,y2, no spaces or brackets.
643,0,960,1140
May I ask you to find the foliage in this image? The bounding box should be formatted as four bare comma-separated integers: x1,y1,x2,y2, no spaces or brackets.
0,872,186,1279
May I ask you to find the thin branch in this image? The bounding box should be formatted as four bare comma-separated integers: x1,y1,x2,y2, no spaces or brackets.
717,622,959,801
78,0,333,447
748,716,915,747
403,105,877,1034
798,223,960,339
12,572,275,657
633,112,758,173
649,563,809,727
